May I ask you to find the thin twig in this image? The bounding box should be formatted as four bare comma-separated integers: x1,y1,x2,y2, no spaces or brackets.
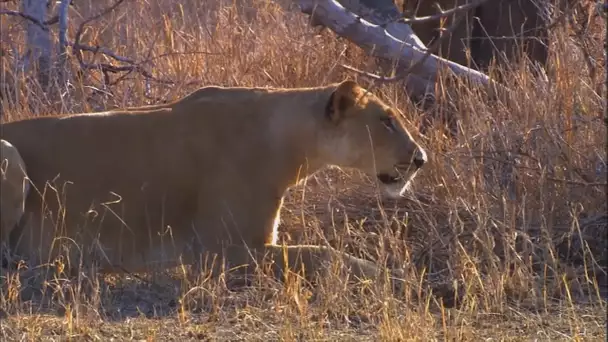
0,9,48,30
567,1,601,96
542,177,607,187
72,0,125,67
397,0,487,24
0,8,67,28
69,0,190,87
71,43,137,65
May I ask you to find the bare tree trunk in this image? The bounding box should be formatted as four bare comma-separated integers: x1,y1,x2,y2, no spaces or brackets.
21,0,52,89
57,0,71,86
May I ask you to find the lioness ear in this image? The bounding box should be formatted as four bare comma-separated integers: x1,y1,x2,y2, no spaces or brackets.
325,80,365,123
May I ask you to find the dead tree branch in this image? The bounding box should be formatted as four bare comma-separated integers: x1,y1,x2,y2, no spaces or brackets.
0,9,48,30
0,2,73,29
293,0,502,97
69,0,198,87
320,0,427,50
341,0,476,83
1,0,203,91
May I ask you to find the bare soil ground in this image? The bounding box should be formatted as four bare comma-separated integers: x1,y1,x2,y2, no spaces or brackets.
1,0,606,341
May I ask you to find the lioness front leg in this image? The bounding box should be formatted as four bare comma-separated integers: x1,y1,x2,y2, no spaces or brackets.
223,244,404,291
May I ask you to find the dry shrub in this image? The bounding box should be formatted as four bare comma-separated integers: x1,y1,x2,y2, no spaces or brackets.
0,0,606,340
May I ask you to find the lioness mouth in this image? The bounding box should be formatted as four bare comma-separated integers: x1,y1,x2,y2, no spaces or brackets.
377,173,402,185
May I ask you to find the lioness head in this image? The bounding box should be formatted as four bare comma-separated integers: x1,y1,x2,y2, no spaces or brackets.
320,80,427,198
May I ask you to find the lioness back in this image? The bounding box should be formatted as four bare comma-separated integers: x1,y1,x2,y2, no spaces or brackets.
1,81,427,274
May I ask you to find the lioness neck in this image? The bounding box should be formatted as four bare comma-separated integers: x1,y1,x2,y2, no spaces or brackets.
171,84,338,191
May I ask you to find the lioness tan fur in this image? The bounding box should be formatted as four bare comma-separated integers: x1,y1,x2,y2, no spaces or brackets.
1,139,30,254
1,80,427,286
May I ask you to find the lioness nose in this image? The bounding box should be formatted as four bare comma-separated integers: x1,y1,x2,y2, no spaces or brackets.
413,148,427,169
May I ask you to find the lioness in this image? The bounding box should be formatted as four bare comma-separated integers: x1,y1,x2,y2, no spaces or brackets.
1,80,427,287
1,139,30,256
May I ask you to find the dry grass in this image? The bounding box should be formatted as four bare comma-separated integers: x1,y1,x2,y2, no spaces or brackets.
1,0,606,340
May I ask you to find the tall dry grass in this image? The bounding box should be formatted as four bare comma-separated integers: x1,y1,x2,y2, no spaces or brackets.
0,0,606,340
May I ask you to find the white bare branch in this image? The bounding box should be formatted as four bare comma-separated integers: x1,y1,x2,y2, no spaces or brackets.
292,0,502,96
340,2,475,84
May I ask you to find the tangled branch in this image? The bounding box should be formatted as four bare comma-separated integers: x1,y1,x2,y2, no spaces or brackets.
392,0,487,24
1,0,206,89
0,9,51,30
70,0,169,84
